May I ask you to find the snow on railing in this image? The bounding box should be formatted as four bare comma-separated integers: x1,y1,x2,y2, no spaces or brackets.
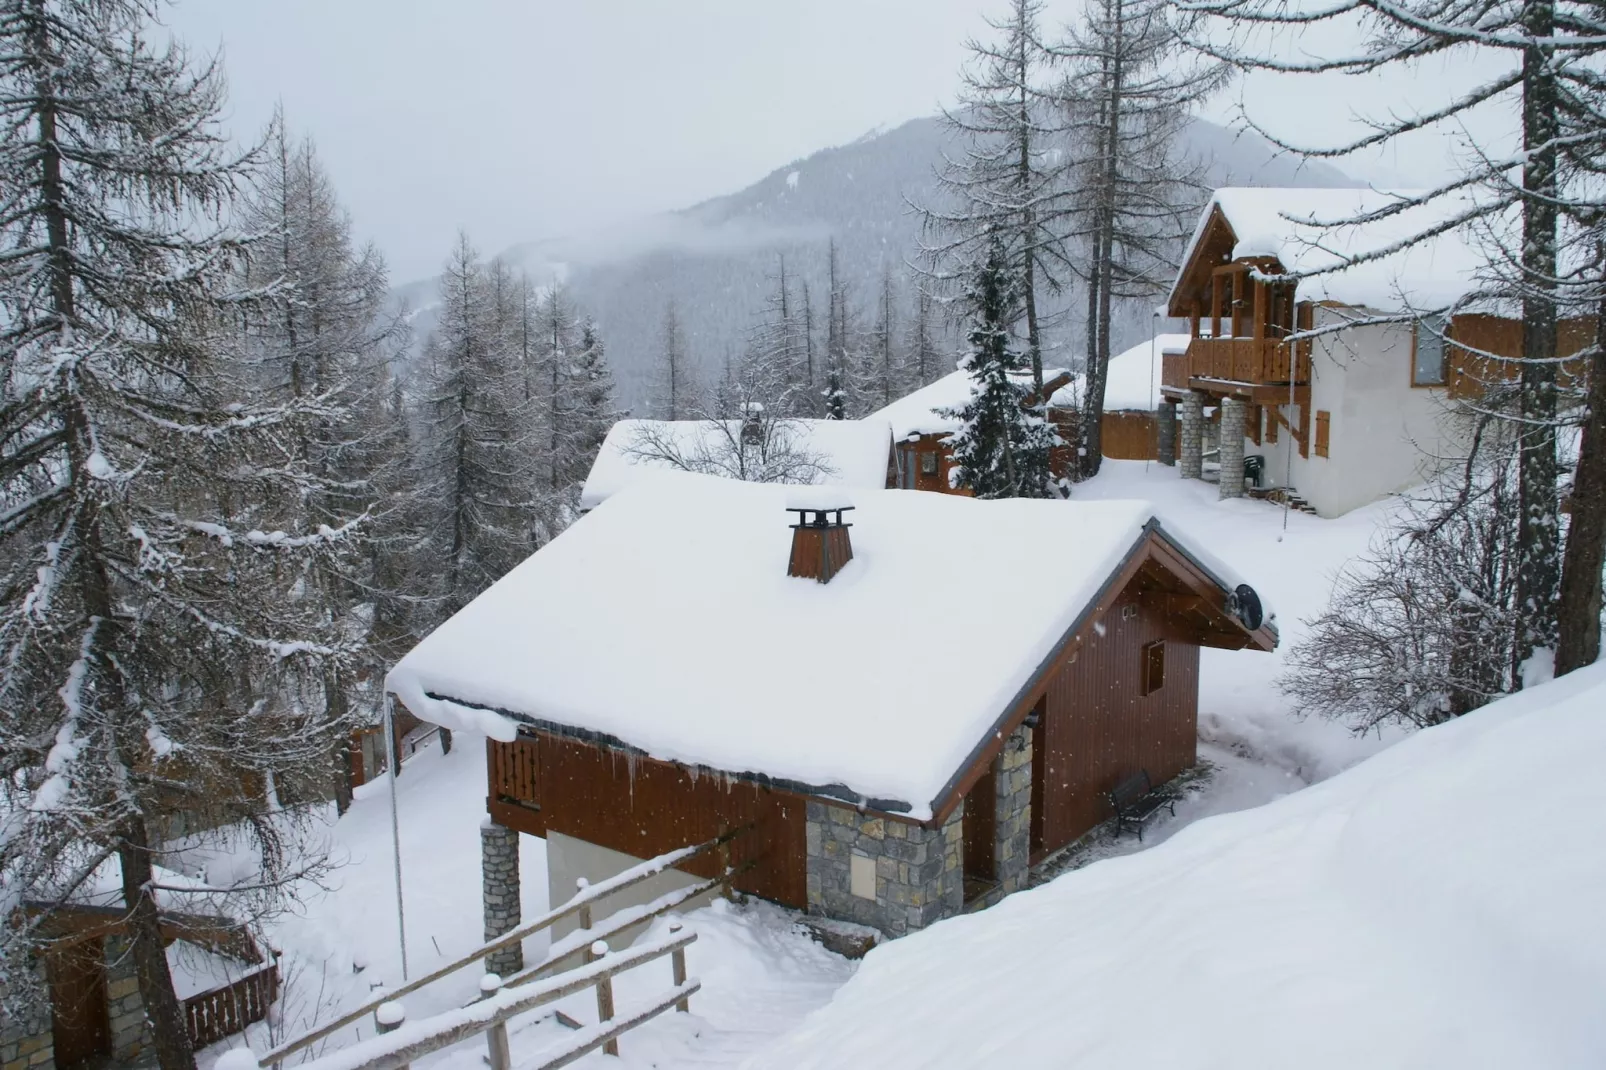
258,827,743,1068
240,926,698,1070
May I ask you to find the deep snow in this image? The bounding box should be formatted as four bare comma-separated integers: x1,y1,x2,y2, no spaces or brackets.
749,661,1606,1069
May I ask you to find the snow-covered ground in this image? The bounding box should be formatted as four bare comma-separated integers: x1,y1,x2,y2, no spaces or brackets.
750,661,1606,1070
215,461,1426,1069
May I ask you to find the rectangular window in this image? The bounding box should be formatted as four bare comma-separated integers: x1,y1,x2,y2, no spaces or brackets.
1142,640,1166,696
850,851,877,900
920,451,938,476
1314,410,1331,458
1413,316,1449,386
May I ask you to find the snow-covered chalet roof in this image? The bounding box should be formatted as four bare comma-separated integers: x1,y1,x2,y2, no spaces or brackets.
579,417,892,510
386,472,1262,820
1050,335,1191,413
872,365,1071,441
1170,188,1493,314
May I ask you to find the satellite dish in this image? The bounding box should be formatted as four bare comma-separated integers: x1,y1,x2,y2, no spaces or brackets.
1230,584,1264,631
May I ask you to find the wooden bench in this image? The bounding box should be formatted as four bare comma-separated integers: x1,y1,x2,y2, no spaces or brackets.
1107,770,1176,842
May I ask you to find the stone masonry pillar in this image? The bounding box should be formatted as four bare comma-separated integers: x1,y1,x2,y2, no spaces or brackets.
994,723,1033,896
1178,391,1206,481
1155,401,1178,467
1218,395,1247,499
481,821,523,977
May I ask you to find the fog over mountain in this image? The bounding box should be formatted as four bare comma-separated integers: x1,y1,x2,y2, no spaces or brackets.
396,114,1357,411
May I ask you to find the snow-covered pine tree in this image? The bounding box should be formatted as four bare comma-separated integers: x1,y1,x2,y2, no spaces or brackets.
906,282,949,388
824,238,854,419
1056,0,1224,478
862,267,905,410
750,255,812,415
654,297,691,420
941,236,1059,497
236,119,411,806
416,234,539,617
799,280,821,417
0,6,364,1066
562,317,621,490
914,0,1071,400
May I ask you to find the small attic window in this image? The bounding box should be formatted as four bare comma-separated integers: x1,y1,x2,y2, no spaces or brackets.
1142,640,1166,696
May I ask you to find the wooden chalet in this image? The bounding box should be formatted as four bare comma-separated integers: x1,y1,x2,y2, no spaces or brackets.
1163,188,1592,516
4,905,277,1070
873,368,1080,494
386,474,1275,955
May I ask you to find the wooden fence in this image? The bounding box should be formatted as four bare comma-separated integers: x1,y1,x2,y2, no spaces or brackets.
258,828,744,1069
185,960,280,1049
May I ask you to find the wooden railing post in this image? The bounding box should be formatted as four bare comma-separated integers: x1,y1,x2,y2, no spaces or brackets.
374,1001,409,1070
669,923,689,1013
716,828,731,899
575,877,595,963
591,941,619,1057
479,975,511,1070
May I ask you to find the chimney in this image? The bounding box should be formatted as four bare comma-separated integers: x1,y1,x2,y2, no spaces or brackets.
786,499,854,584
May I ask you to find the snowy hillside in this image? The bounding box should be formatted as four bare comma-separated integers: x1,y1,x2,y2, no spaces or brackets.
749,660,1606,1069
395,116,1357,409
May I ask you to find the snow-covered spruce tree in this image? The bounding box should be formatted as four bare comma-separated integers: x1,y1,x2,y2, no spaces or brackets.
799,280,821,417
1183,0,1606,682
1055,0,1224,478
941,236,1059,498
416,235,540,618
914,0,1072,400
861,267,907,411
0,5,360,1066
1281,427,1524,731
235,119,411,808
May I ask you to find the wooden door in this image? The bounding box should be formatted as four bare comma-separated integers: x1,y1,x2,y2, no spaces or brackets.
50,937,111,1069
962,764,997,884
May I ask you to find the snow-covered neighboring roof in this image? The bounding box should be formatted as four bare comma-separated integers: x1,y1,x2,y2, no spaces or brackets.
386,473,1255,819
1175,188,1492,312
1050,335,1191,413
752,661,1606,1069
579,418,893,510
871,365,1072,441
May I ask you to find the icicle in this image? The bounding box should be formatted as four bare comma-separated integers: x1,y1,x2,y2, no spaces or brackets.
625,752,637,803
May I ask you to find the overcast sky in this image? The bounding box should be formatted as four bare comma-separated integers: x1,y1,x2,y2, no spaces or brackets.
164,0,1494,283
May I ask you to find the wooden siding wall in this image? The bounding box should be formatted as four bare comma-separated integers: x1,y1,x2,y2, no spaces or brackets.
489,733,808,909
1032,588,1201,858
1447,314,1592,400
1100,411,1178,461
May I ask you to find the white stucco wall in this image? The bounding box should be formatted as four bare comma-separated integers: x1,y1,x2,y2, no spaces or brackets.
546,830,718,951
1247,309,1464,517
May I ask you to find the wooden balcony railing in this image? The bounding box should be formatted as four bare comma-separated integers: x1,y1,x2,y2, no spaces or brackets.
184,959,279,1049
1167,337,1311,389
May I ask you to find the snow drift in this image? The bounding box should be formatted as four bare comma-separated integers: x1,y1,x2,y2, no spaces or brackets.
749,662,1606,1069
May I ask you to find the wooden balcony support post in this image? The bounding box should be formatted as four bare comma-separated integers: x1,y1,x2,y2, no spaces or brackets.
1211,273,1222,338
1252,275,1266,341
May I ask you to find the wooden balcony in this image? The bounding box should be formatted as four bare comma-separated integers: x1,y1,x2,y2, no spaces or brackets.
1162,337,1311,393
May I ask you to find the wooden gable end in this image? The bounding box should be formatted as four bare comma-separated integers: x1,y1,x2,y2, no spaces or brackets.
1168,205,1243,319
927,526,1275,830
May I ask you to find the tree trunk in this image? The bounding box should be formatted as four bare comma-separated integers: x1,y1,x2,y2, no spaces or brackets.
1512,0,1561,684
119,820,196,1070
1556,296,1606,674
